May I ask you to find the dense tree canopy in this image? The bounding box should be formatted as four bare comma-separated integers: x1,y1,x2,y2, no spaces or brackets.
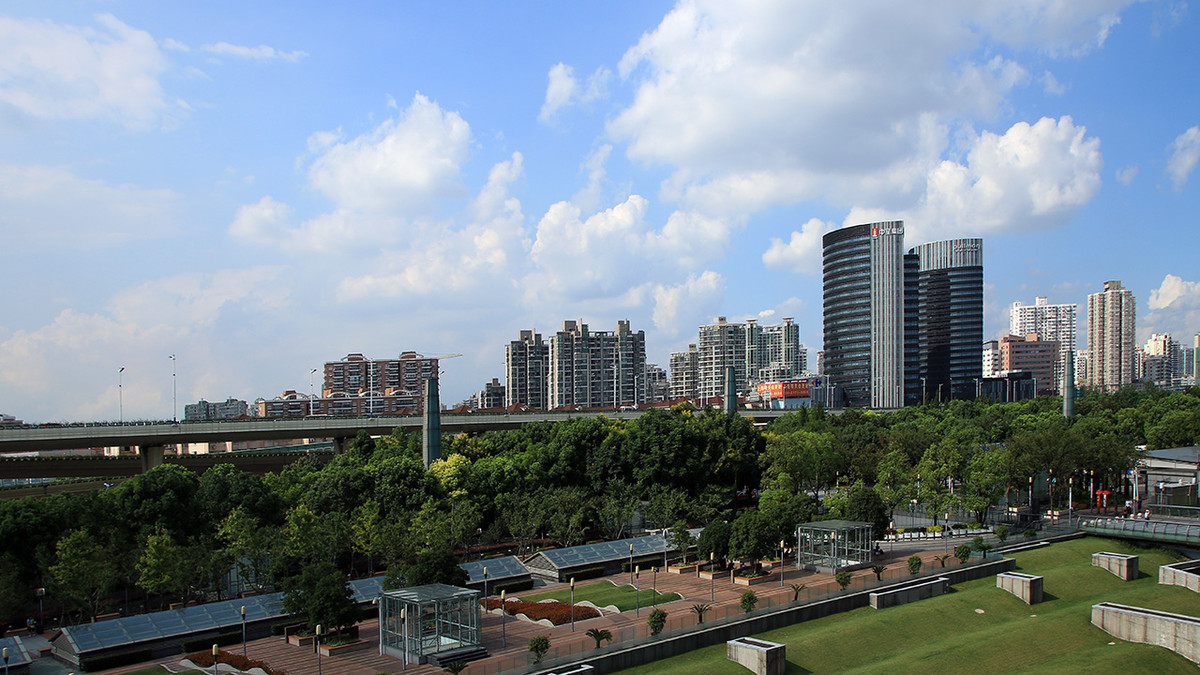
1,389,1194,626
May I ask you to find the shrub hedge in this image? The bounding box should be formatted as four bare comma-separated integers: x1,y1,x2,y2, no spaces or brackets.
79,649,153,672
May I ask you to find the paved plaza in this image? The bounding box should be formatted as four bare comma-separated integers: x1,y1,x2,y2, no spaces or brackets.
63,542,963,675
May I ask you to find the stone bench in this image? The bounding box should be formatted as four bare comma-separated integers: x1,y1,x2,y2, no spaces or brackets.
726,637,786,675
1092,602,1200,665
996,571,1043,604
1159,559,1200,592
869,577,950,609
1092,552,1139,581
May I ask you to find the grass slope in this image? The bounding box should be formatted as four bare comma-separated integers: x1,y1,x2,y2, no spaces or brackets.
623,537,1199,674
519,580,681,612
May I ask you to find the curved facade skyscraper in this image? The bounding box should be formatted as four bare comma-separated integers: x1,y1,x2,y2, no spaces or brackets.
906,238,983,403
822,221,905,408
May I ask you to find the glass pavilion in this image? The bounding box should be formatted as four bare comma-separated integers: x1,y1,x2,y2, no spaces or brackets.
379,584,481,664
796,520,874,572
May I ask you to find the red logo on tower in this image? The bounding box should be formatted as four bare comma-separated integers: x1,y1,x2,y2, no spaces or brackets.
872,227,878,237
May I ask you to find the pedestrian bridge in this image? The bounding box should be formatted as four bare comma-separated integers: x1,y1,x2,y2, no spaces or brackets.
1079,516,1200,547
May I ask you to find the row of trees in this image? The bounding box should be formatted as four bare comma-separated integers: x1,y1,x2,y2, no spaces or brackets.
0,386,1195,631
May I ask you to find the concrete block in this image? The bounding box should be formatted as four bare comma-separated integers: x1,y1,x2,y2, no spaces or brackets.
1092,602,1200,664
869,577,950,609
996,571,1043,604
726,637,786,675
1159,560,1200,592
1092,552,1138,581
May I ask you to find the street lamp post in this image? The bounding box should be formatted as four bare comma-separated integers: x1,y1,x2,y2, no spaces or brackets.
634,566,640,616
629,543,634,585
700,552,710,598
36,587,44,632
119,367,125,423
780,540,785,587
483,566,488,600
921,377,927,405
169,354,177,422
570,578,576,631
652,567,658,606
310,368,318,415
499,591,507,647
211,644,218,675
240,605,246,659
3,647,9,675
315,625,322,675
400,608,407,670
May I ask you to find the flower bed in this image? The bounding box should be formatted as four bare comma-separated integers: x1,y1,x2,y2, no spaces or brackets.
184,649,287,675
482,598,600,625
733,573,774,586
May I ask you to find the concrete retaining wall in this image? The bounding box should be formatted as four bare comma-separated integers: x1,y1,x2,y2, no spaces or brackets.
869,577,949,609
542,556,1015,673
1159,560,1200,592
996,572,1043,604
1092,602,1200,664
726,637,785,675
1092,552,1139,581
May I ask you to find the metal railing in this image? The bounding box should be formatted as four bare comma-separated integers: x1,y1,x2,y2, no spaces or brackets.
1079,516,1200,545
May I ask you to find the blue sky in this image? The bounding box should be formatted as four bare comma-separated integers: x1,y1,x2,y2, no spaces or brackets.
1,1,1198,423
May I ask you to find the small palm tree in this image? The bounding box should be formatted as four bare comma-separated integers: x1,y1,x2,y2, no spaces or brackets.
691,603,711,623
835,570,853,591
586,627,612,649
872,565,886,580
789,583,806,601
935,554,952,568
443,662,468,675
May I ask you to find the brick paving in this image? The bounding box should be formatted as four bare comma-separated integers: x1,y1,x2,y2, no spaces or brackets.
87,541,969,675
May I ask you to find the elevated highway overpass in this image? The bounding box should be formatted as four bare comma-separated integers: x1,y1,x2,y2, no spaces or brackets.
0,408,803,483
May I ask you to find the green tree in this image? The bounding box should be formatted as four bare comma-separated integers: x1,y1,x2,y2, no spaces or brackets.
954,543,971,564
218,507,282,593
789,583,806,601
50,529,118,621
597,479,641,540
668,520,694,565
696,519,731,564
728,510,774,561
647,608,668,635
529,634,551,664
835,570,853,591
390,543,469,588
280,561,357,631
137,525,186,609
739,590,758,613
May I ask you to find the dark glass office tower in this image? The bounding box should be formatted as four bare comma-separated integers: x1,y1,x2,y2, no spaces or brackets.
906,239,983,402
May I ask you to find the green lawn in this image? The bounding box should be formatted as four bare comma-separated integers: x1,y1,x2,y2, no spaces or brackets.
622,537,1199,673
519,579,681,612
117,667,175,675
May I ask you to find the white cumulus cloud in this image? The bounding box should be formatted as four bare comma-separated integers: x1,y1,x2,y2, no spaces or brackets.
762,218,835,275
1167,126,1200,191
652,271,725,333
539,62,610,122
0,13,176,127
1143,274,1200,342
202,42,307,62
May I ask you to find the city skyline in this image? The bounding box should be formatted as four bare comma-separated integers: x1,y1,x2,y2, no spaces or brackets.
1,2,1199,422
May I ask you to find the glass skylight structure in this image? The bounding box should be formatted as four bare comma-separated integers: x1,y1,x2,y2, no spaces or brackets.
378,584,481,664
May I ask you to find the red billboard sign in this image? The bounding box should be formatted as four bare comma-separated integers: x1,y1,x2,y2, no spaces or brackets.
756,381,811,398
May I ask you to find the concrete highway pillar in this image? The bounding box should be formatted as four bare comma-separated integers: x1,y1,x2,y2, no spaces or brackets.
139,444,166,473
332,436,351,454
423,375,441,469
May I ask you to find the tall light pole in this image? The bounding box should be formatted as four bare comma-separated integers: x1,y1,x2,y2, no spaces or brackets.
709,552,715,602
570,578,576,631
211,644,218,675
315,625,322,675
169,354,177,422
400,608,407,670
309,368,318,415
119,367,125,423
629,543,634,585
780,540,785,587
483,566,489,601
921,377,927,405
499,591,507,647
634,566,640,616
240,605,246,659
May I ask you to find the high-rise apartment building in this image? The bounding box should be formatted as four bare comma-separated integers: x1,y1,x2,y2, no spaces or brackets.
697,317,748,402
505,330,549,410
823,221,906,408
669,345,699,400
1142,333,1186,388
690,317,808,402
1010,296,1078,394
477,377,506,410
1086,280,1136,391
184,397,249,421
906,238,983,403
547,319,646,409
